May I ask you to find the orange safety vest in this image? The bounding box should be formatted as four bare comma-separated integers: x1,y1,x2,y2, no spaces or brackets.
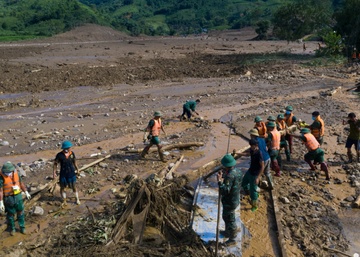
276,120,286,130
310,116,324,138
1,170,21,197
255,122,267,137
151,119,162,136
270,130,281,150
285,113,294,126
303,133,320,151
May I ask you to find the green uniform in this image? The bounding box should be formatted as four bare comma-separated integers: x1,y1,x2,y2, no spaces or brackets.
218,168,243,237
147,119,161,144
310,120,324,145
0,174,25,232
300,135,325,163
348,120,360,140
183,101,197,111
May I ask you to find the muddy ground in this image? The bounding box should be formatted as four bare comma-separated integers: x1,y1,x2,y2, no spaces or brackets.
0,24,359,256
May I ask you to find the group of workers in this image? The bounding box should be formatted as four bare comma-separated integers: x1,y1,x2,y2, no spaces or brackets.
216,107,359,245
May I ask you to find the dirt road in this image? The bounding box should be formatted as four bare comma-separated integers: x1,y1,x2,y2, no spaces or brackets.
0,24,359,256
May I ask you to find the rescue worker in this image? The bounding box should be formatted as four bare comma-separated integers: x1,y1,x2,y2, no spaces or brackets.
0,161,31,236
293,128,331,180
180,99,200,121
265,115,276,126
53,140,81,207
342,113,360,163
284,106,298,153
233,128,273,190
266,121,281,176
276,114,291,161
141,111,167,162
308,111,325,145
217,154,243,245
254,116,267,138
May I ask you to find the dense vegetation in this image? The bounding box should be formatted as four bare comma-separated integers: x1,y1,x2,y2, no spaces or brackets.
0,0,359,56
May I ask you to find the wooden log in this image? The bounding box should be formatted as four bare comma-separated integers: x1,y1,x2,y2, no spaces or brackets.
323,246,352,257
328,86,342,96
165,155,184,180
125,142,204,153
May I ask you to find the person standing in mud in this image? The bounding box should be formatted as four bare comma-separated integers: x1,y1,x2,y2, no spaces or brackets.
0,161,31,236
342,112,360,163
217,154,243,245
284,105,298,153
276,113,291,161
141,111,167,162
292,128,331,180
254,116,267,138
53,140,81,207
266,121,281,176
180,99,200,121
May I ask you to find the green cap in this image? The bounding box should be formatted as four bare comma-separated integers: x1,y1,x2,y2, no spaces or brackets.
286,106,293,111
221,154,236,168
267,121,276,128
277,114,284,119
248,128,259,137
153,111,162,117
267,115,276,121
1,161,15,174
254,116,262,122
301,128,311,134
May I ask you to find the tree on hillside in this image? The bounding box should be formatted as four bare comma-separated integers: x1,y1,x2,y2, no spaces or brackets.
334,0,360,51
255,20,269,39
272,0,333,42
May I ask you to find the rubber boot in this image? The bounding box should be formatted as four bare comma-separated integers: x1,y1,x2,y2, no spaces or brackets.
320,162,331,180
285,150,291,161
347,152,353,163
272,160,281,176
17,211,26,234
158,150,166,163
7,214,16,235
251,200,258,212
305,159,316,171
141,146,150,158
265,173,274,190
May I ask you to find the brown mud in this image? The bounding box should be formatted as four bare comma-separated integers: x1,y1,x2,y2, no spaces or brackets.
0,24,359,256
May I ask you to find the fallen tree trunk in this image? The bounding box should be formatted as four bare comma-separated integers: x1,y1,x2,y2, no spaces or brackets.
125,142,204,153
165,155,184,180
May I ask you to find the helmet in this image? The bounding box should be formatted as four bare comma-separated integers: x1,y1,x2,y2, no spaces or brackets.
254,116,262,122
153,111,162,117
267,115,276,121
300,128,311,134
266,121,276,128
2,161,15,174
61,140,73,149
221,154,236,168
285,106,293,111
248,128,259,137
277,113,284,119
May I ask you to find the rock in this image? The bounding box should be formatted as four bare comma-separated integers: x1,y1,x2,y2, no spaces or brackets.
0,140,9,146
33,206,44,216
98,162,108,168
345,196,355,202
280,196,290,204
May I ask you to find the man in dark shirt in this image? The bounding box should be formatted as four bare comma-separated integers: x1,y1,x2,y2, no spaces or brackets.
342,112,360,163
241,139,264,212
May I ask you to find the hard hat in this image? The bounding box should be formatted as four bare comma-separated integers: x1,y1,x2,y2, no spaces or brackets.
248,128,259,137
266,121,276,128
1,161,15,174
300,128,311,134
61,140,73,149
285,106,293,111
221,154,236,168
153,111,162,117
267,115,276,121
277,114,284,119
254,116,262,122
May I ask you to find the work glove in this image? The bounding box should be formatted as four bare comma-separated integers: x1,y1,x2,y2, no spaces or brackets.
25,191,31,200
0,200,4,212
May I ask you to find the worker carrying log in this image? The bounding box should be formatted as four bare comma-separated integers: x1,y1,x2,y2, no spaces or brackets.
217,154,243,245
53,140,81,207
141,111,167,162
266,121,281,177
180,99,201,121
284,105,298,154
292,128,331,180
0,161,31,236
254,116,267,138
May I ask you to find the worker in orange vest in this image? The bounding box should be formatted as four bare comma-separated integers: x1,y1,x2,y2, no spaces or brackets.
254,116,267,138
293,128,330,180
284,106,298,153
266,122,281,177
141,111,167,162
308,111,325,145
276,113,291,161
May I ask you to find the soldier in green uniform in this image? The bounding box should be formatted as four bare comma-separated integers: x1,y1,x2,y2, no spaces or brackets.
0,161,31,236
217,154,243,245
180,99,200,121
